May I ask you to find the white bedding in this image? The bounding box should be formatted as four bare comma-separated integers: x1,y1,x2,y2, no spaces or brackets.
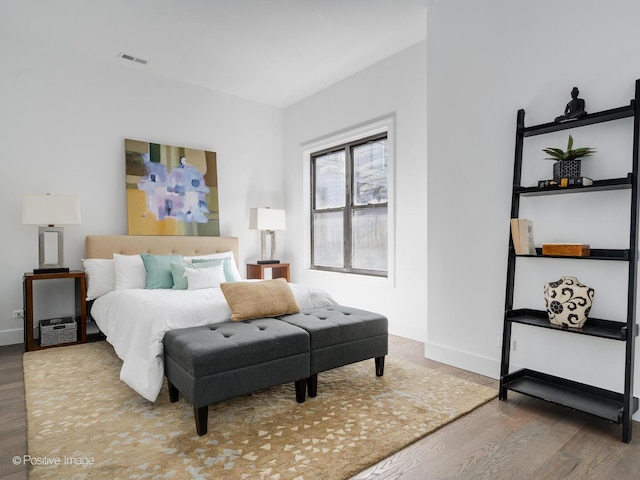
91,283,338,402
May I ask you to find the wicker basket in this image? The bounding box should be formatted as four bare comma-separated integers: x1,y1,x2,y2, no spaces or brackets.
39,317,77,346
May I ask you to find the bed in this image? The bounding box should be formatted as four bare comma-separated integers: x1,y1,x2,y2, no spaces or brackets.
84,235,338,402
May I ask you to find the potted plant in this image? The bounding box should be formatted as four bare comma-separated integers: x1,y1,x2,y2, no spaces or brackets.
543,135,596,181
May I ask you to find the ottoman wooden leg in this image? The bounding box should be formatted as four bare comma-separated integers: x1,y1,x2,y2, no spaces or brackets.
307,374,318,398
168,381,179,402
195,405,208,436
295,379,306,403
375,356,385,376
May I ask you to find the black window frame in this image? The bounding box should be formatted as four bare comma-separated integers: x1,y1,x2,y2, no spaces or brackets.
310,132,388,277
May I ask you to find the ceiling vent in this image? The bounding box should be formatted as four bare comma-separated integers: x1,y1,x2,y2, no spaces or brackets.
118,52,149,65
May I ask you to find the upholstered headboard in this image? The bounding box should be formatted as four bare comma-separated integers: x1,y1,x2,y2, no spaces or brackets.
85,235,240,266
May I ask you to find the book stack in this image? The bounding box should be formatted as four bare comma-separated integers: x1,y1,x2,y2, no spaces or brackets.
542,243,590,256
510,218,536,255
538,177,593,189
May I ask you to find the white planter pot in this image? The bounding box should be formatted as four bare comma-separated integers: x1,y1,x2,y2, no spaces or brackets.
544,276,594,328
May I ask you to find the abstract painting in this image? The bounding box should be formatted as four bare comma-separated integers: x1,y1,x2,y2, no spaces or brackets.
125,139,220,236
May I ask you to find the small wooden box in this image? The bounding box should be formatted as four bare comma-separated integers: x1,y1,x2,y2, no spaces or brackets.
542,243,590,257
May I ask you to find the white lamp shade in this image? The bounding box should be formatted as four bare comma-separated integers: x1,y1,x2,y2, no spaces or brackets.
22,194,81,226
249,208,286,231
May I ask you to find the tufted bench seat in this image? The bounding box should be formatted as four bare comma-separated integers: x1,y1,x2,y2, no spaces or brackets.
163,318,310,436
276,306,388,397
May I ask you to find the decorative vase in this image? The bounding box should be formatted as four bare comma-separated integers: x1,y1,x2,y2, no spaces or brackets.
544,276,594,328
552,159,581,182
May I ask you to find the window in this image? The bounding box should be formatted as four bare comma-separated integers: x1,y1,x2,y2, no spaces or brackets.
311,133,388,276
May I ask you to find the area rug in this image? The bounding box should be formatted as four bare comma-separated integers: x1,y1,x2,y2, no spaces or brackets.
24,342,496,479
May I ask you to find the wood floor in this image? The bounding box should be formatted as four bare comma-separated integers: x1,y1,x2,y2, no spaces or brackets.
1,336,638,479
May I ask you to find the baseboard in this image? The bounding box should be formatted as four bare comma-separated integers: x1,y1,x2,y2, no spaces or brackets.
0,328,24,346
388,322,426,344
424,340,500,379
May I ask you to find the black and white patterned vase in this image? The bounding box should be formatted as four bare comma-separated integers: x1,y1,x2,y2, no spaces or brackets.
544,276,594,328
552,159,581,182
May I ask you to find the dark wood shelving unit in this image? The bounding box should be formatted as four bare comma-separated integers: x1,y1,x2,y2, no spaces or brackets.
500,80,640,443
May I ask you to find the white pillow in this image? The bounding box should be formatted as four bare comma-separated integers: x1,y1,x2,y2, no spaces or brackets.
82,258,115,300
185,264,225,290
184,251,242,282
113,254,146,290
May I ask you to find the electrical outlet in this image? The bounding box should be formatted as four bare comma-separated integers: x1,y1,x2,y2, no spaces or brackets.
512,340,517,351
13,310,24,319
497,337,502,348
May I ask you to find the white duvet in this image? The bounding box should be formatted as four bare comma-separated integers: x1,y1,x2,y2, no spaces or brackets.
91,284,338,402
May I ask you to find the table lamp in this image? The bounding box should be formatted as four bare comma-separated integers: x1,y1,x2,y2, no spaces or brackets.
22,194,81,274
249,207,286,264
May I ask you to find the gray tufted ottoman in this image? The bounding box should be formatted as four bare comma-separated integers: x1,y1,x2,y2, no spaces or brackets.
163,318,310,436
277,306,388,397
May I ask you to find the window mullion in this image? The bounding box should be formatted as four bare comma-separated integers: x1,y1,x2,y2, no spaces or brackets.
344,146,352,271
310,156,317,267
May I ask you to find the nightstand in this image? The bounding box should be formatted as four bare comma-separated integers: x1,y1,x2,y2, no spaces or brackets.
246,263,290,282
23,270,87,351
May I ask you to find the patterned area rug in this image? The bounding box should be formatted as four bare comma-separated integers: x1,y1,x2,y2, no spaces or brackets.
24,341,496,479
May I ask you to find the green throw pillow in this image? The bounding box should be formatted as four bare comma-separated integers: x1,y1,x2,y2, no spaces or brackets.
141,254,183,289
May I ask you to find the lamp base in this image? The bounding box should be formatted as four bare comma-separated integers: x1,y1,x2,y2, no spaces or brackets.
33,267,70,274
257,260,280,265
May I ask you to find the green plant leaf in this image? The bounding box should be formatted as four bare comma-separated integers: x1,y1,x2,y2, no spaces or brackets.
542,148,564,159
573,147,596,157
542,135,596,161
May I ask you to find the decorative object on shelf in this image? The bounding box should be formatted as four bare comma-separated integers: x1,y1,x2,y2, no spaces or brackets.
249,207,286,264
544,276,594,328
543,134,596,182
22,193,82,274
510,218,536,255
538,176,594,188
542,243,590,256
555,86,588,123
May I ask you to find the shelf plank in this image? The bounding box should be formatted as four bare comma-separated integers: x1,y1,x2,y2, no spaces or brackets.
513,248,630,261
521,104,634,137
506,309,630,340
516,175,633,196
502,369,638,423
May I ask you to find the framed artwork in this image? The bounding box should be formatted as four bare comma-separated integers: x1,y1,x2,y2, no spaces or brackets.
125,139,219,236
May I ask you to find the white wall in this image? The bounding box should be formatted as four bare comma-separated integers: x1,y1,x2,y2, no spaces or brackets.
427,0,640,418
0,38,285,345
283,41,428,341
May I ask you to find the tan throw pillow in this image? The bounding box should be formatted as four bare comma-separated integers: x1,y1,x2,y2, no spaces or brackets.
220,278,300,321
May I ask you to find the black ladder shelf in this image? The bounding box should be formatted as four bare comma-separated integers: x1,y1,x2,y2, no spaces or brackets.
499,80,640,443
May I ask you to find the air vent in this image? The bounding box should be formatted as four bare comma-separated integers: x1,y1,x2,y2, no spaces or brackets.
118,52,149,65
